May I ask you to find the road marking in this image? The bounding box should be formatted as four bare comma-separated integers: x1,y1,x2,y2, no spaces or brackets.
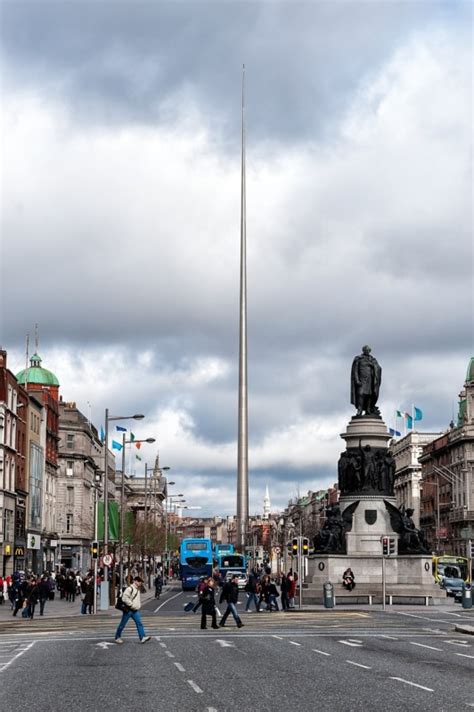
346,660,371,669
187,680,203,694
215,639,234,648
289,641,302,646
0,641,35,673
396,612,452,624
444,612,462,617
174,662,185,672
381,635,398,640
159,643,167,648
273,635,284,640
95,642,115,649
339,640,363,647
410,642,443,652
446,640,469,647
389,677,433,692
154,591,183,613
165,650,175,658
312,649,331,656
456,653,474,659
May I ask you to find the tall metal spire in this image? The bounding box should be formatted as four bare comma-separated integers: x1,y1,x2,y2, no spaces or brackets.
236,64,248,550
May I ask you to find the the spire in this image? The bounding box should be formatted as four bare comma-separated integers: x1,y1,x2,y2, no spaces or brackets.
263,484,271,520
236,63,249,549
35,323,39,352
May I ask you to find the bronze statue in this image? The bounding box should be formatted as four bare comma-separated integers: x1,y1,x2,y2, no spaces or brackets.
350,345,382,416
384,501,429,554
313,502,359,554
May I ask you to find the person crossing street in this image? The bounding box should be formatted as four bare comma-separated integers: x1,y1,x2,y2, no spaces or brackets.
219,574,244,628
115,576,151,644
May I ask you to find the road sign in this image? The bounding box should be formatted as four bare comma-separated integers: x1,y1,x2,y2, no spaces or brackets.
103,554,113,566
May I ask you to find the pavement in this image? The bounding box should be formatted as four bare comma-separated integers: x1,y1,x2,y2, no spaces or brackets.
1,584,473,711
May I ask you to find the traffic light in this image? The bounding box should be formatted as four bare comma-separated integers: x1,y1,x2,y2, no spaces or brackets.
389,538,396,555
302,538,309,557
292,538,299,556
382,537,389,556
287,542,292,556
91,541,99,559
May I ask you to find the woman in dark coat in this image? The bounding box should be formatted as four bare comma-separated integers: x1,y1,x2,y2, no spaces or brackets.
200,578,219,630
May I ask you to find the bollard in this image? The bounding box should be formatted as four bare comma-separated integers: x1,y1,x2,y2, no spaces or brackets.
323,581,334,609
461,582,472,609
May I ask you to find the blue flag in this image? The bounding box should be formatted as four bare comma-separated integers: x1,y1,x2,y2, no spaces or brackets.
112,440,123,451
414,407,423,421
116,425,127,432
389,428,401,437
405,413,413,429
100,426,105,442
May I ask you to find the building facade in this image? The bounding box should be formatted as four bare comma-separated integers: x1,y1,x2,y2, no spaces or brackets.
392,431,441,527
0,350,20,576
419,358,474,556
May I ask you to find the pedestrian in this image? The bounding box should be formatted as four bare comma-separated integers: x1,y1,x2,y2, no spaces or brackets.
266,578,280,611
26,577,39,620
81,575,94,614
342,567,356,591
200,578,219,630
38,575,50,616
12,577,27,617
114,576,151,644
192,577,207,613
280,572,290,611
219,575,244,628
288,571,297,608
0,576,4,605
244,570,260,613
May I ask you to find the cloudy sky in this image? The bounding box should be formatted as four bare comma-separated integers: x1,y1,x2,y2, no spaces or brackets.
1,1,472,518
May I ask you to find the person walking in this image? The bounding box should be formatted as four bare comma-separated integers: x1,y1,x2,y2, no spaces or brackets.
81,575,94,614
244,570,260,613
280,573,290,611
219,575,244,628
26,577,39,620
38,575,50,616
200,578,219,630
288,571,297,609
115,576,151,644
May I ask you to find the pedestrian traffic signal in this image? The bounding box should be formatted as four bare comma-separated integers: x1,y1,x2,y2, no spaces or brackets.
292,538,299,556
302,538,309,557
382,537,396,556
91,541,99,559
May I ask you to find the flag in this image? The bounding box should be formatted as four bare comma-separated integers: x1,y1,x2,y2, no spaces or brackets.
100,426,105,443
405,413,413,429
112,440,123,451
389,428,401,437
414,406,423,421
135,441,142,450
130,432,135,442
396,410,404,418
116,425,127,432
136,454,142,461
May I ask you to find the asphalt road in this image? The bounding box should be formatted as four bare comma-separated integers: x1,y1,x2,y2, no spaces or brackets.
1,585,473,712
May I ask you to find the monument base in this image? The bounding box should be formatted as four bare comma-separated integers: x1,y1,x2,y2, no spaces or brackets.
305,554,447,605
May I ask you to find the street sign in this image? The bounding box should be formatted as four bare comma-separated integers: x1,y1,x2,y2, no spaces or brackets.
103,554,113,566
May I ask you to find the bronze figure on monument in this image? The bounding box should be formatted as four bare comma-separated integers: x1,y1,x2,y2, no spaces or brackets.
350,345,382,416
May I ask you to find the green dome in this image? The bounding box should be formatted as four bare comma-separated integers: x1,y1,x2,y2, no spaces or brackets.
466,357,474,383
16,353,60,387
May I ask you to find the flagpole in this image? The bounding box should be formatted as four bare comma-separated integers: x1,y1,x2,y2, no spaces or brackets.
412,403,415,433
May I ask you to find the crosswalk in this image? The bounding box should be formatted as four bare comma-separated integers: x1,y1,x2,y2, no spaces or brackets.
0,640,36,672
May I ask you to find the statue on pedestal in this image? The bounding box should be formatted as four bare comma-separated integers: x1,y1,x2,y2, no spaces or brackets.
313,502,359,554
384,501,430,554
350,345,382,417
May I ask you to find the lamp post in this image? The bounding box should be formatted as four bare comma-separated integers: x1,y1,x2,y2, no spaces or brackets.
118,435,156,589
92,471,102,614
168,496,185,543
101,410,144,611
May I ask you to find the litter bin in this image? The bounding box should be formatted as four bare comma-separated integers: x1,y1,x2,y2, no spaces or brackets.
461,582,472,609
323,581,335,609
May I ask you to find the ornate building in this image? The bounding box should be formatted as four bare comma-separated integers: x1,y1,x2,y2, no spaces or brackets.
419,358,474,556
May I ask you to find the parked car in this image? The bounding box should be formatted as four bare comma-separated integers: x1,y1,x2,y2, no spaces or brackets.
440,575,463,602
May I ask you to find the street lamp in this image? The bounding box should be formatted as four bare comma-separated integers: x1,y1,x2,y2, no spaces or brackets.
118,434,156,588
101,410,144,611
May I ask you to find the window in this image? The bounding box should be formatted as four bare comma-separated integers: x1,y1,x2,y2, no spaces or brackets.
66,434,74,449
66,513,73,533
29,442,43,528
15,508,25,539
66,461,74,477
3,509,13,541
66,486,74,506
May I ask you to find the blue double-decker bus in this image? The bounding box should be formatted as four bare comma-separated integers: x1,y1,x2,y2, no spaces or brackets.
179,538,213,591
213,543,234,557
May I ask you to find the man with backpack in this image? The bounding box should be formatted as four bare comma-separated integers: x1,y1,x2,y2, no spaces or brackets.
219,575,244,628
114,576,151,644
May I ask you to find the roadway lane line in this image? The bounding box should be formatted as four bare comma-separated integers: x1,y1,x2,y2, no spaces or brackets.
409,642,443,651
187,680,203,694
346,660,371,669
154,591,183,613
395,611,452,624
381,635,398,640
159,643,167,648
272,635,284,640
0,641,35,673
289,641,302,646
456,653,474,659
174,662,185,672
339,640,363,647
165,650,175,658
312,649,331,656
389,677,433,692
446,640,470,647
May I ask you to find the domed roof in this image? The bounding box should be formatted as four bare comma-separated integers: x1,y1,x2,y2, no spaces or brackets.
16,353,60,387
466,357,474,383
